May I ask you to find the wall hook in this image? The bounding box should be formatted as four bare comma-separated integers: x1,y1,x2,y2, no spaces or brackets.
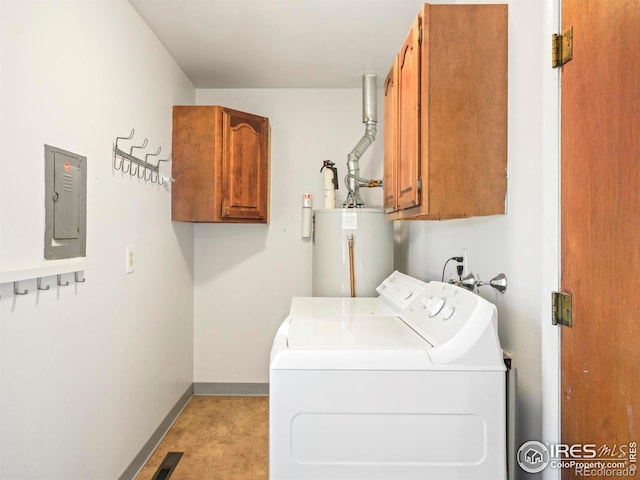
154,154,171,185
14,281,28,295
37,278,50,291
143,147,161,180
157,153,171,166
129,138,148,157
113,129,135,171
57,274,69,286
128,138,148,176
122,154,132,174
113,150,122,171
115,129,135,150
74,271,86,283
157,154,173,185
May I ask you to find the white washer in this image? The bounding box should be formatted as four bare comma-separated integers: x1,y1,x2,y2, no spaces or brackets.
269,271,506,480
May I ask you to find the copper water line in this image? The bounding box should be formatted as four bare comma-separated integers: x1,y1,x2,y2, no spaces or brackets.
347,233,355,297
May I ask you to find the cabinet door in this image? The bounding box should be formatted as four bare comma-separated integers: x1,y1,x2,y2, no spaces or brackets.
172,106,218,222
383,57,399,214
220,108,270,223
397,14,421,211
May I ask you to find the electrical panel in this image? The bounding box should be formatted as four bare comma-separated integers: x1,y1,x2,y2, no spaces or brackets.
44,145,87,259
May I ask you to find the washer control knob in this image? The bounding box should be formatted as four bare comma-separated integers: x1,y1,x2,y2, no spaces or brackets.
422,296,432,309
426,296,446,317
441,305,455,320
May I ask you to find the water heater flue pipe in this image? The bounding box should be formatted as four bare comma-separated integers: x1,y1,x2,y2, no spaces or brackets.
344,73,379,208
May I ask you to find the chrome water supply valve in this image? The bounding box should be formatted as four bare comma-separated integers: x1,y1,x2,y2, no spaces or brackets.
459,273,508,294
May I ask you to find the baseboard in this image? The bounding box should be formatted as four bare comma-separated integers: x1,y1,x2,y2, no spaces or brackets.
118,384,193,480
193,382,269,396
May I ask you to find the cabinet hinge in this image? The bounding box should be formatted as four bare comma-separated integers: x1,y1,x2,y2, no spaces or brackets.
416,177,422,193
551,291,572,327
552,27,573,68
418,24,423,44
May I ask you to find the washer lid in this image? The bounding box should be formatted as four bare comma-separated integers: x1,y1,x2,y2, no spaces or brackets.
289,297,394,317
287,314,431,349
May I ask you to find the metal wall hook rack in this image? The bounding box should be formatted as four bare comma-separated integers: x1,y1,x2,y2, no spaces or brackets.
1,265,87,299
113,129,174,185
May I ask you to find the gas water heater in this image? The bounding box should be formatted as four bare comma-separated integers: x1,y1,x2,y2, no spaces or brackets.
310,74,393,297
312,208,393,297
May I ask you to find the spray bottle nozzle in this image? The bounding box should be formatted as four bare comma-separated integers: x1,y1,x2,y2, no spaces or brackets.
320,160,335,171
320,160,339,190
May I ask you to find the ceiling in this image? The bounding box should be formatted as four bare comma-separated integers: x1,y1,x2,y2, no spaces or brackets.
128,0,431,88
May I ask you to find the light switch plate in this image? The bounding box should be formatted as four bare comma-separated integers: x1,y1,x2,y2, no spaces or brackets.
126,245,135,274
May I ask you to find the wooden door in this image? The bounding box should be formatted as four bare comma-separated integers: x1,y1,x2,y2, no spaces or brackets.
561,1,640,478
396,14,421,211
220,108,270,223
383,57,398,214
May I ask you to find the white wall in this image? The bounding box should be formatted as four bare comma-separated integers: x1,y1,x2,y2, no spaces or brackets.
0,2,195,479
194,3,558,477
193,88,384,383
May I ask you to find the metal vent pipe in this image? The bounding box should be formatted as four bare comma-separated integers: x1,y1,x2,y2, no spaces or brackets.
344,73,378,208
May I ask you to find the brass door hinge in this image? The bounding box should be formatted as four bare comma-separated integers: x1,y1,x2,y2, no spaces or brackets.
552,291,572,327
552,27,573,68
418,24,423,44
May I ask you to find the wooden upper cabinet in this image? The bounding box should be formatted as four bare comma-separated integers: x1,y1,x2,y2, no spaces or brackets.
171,106,270,223
384,4,508,220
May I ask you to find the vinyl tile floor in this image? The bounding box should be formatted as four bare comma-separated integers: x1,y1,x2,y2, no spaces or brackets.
135,396,268,480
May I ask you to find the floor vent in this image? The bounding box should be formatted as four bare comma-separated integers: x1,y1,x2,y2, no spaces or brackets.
151,452,183,480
